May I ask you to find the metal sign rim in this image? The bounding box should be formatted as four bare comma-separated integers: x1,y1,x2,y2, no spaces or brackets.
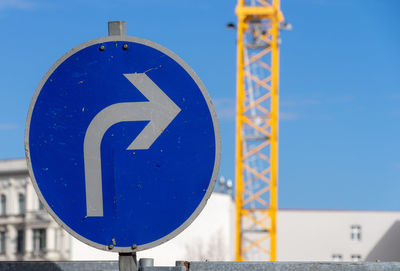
24,35,221,252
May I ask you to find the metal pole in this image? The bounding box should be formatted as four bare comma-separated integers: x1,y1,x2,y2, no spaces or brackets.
119,253,137,271
108,21,127,36
109,20,135,271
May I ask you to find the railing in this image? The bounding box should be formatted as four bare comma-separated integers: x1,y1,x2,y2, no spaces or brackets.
1,261,400,271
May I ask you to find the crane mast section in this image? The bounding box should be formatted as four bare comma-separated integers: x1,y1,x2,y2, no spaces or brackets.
235,0,282,262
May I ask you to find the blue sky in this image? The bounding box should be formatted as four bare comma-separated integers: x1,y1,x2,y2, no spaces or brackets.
0,0,399,210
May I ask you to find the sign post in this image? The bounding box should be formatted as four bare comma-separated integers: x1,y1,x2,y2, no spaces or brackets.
25,21,220,271
119,252,137,271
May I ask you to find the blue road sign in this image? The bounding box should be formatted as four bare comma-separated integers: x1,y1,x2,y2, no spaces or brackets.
25,36,220,252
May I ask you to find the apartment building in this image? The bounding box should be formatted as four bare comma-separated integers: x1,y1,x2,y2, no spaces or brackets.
0,159,70,260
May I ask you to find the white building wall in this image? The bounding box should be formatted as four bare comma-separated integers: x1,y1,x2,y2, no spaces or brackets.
70,192,235,265
70,239,117,261
137,192,235,265
277,209,400,262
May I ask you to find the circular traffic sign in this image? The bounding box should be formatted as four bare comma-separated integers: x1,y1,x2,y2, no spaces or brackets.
25,36,220,252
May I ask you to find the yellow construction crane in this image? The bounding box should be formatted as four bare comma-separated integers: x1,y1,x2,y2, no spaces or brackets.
235,0,284,261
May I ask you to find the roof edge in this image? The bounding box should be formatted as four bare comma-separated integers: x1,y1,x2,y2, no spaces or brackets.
0,158,28,174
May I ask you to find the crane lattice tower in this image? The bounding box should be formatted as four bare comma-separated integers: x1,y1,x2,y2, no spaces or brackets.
235,0,284,261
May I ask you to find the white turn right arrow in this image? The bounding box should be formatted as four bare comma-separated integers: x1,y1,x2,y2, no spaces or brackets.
83,73,181,217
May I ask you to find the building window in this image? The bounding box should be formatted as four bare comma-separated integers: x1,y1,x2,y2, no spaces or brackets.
18,194,25,215
33,229,46,253
351,254,362,262
351,225,362,241
17,230,24,253
0,195,6,216
0,231,5,254
332,254,342,261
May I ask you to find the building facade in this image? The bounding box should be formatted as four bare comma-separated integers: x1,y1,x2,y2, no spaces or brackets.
0,159,399,264
0,159,70,260
277,209,400,262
